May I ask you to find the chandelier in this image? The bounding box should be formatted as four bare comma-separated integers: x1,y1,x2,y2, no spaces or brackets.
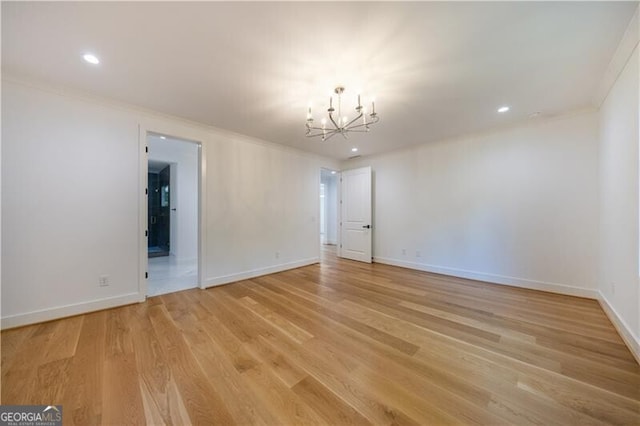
305,86,379,141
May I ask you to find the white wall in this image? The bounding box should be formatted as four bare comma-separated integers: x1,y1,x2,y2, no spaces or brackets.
598,43,639,356
2,82,141,324
1,78,338,328
344,111,600,297
148,137,199,261
203,136,325,285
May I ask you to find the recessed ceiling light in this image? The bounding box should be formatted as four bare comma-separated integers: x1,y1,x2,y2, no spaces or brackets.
331,171,336,175
159,136,166,140
497,106,510,113
351,147,358,152
82,53,100,65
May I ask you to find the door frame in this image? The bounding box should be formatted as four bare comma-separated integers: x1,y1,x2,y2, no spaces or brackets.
138,125,206,300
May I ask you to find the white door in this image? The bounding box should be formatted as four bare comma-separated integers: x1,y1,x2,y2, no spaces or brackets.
339,166,372,263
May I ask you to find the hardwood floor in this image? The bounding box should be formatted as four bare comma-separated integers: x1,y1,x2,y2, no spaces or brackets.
2,247,639,425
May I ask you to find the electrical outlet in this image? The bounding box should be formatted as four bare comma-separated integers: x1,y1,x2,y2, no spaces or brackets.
99,275,110,287
402,248,407,256
416,250,421,258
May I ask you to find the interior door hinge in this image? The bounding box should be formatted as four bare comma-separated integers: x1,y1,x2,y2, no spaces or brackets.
145,230,148,237
145,146,148,153
145,188,148,195
145,272,148,279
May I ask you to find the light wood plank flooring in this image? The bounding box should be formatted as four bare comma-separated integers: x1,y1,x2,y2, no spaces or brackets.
2,248,639,425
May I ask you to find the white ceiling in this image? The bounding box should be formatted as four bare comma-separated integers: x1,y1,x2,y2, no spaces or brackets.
2,2,636,160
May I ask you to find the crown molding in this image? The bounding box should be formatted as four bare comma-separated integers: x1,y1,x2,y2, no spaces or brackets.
593,5,639,107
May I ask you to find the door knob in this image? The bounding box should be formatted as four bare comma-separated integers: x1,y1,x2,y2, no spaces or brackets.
362,224,371,229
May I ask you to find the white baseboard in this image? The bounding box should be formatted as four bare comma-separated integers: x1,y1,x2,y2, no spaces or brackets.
204,257,320,288
1,292,141,330
373,256,599,299
598,291,640,365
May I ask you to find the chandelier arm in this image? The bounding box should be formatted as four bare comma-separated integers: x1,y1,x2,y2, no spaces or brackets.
322,131,340,142
344,112,364,129
346,114,379,130
306,128,341,138
328,111,341,130
345,122,372,130
307,125,332,131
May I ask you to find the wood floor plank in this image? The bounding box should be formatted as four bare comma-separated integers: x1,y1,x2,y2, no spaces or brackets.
2,247,638,425
32,357,72,405
61,310,106,426
147,303,236,425
260,334,424,425
1,330,53,404
175,310,281,425
0,325,37,378
102,352,146,425
130,304,191,426
251,276,422,356
102,307,145,425
239,295,314,344
42,316,83,363
292,375,372,425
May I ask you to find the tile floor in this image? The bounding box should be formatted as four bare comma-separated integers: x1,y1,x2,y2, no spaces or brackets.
147,254,198,296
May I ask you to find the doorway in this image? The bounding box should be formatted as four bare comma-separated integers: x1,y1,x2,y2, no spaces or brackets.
148,161,171,257
320,168,339,257
146,133,200,297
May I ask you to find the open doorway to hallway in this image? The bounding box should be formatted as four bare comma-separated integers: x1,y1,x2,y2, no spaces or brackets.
320,168,339,258
147,134,200,296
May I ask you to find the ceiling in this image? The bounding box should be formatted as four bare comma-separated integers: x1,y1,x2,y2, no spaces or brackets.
2,2,636,160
